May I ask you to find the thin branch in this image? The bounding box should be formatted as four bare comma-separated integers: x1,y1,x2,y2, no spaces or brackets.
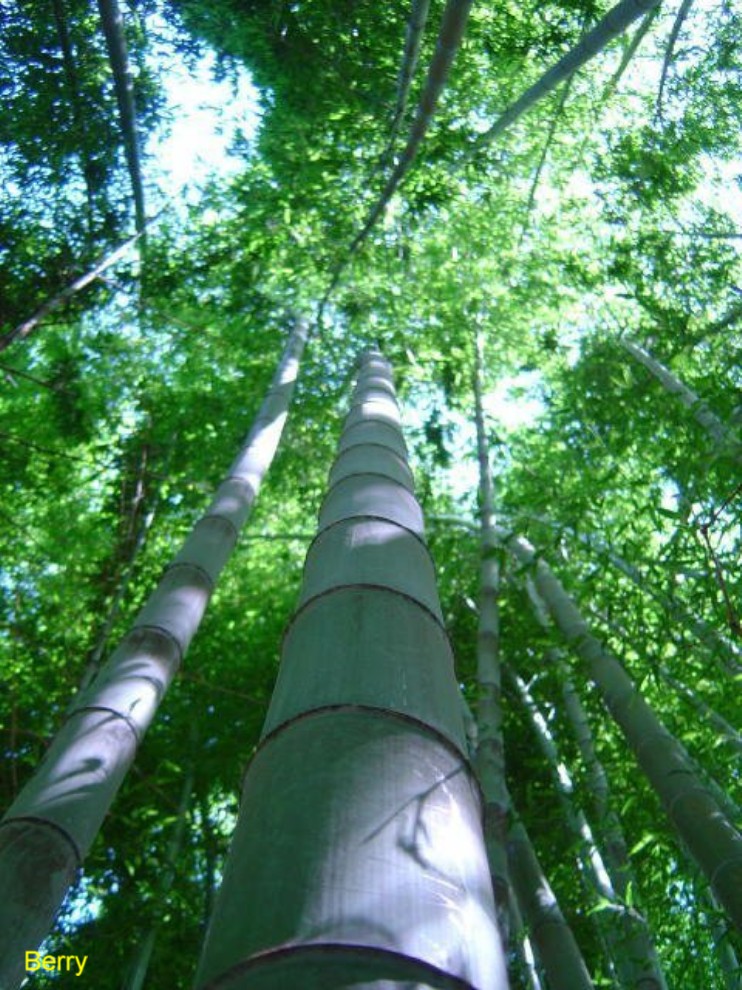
519,75,575,246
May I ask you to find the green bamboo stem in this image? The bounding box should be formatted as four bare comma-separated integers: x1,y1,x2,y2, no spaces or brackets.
97,0,146,234
0,319,308,989
499,528,742,932
473,335,510,948
621,337,741,463
381,0,432,165
507,801,596,990
194,349,507,990
469,0,660,157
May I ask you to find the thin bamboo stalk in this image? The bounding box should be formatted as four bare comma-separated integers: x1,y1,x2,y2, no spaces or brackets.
468,0,660,157
499,528,742,932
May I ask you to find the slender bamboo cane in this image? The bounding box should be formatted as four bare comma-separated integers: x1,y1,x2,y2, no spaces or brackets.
468,0,660,158
97,0,146,234
507,802,596,990
498,528,742,932
0,228,147,352
528,515,742,677
509,663,667,990
194,349,507,990
508,892,545,990
381,0,432,166
472,335,510,948
655,0,695,118
620,337,741,462
123,758,195,990
658,667,742,757
0,318,308,989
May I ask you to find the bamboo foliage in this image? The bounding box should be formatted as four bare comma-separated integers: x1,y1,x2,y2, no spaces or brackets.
497,528,742,932
0,319,308,989
194,349,508,990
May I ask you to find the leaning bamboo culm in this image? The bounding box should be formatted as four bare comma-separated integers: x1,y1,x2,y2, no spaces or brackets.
194,349,508,990
620,337,742,463
0,318,309,990
499,528,742,932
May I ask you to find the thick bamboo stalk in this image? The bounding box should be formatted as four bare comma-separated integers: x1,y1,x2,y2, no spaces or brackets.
194,350,507,990
469,0,660,156
0,319,308,989
499,529,742,932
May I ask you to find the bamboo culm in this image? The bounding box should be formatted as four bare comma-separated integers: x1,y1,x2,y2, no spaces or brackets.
472,334,510,949
469,0,660,158
194,349,507,990
620,337,742,463
499,528,742,932
0,319,308,990
381,0,432,165
507,802,596,990
97,0,146,233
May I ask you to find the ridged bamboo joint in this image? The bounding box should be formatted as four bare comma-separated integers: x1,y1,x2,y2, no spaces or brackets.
195,350,508,990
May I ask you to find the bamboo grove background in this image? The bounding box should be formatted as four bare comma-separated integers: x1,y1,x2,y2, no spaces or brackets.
0,0,741,986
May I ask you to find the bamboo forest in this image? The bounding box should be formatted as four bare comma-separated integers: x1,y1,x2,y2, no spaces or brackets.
1,0,741,986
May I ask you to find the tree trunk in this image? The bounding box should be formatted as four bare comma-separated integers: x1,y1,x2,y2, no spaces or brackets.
194,349,507,990
498,528,742,932
0,319,308,989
